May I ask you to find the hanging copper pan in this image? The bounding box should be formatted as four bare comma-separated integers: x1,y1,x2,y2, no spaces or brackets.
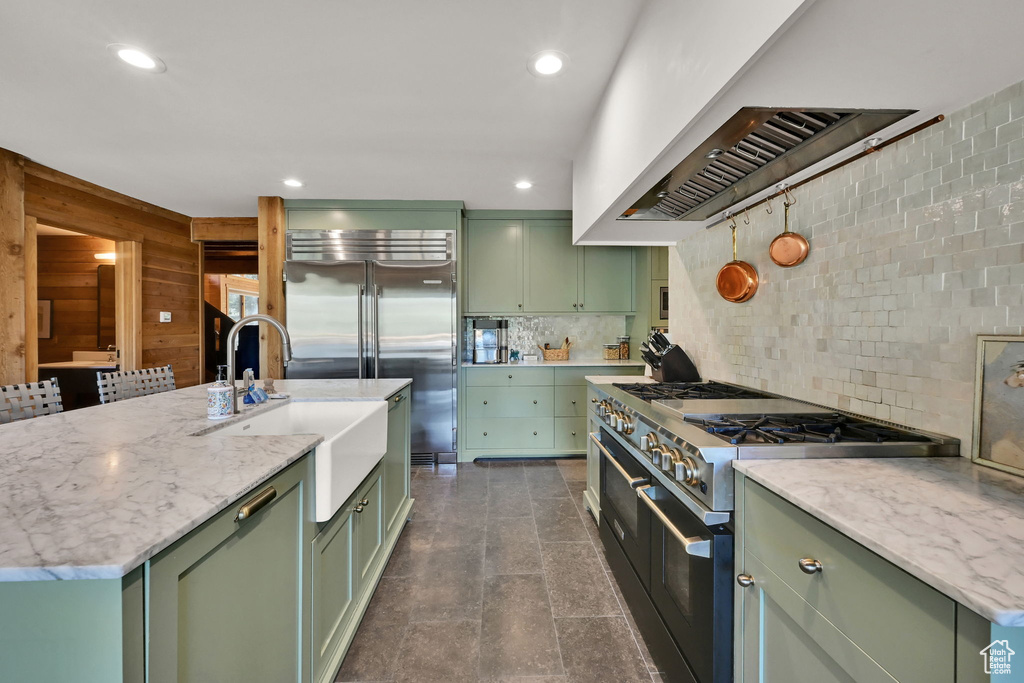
769,195,809,267
716,221,758,303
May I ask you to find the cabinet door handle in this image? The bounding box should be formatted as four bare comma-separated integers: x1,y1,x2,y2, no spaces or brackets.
572,400,576,405
533,399,538,404
798,558,823,574
483,432,488,436
354,504,364,513
571,431,576,436
360,498,369,506
518,303,523,308
573,303,577,308
235,486,277,522
483,400,488,405
737,574,755,587
508,374,513,379
393,393,403,404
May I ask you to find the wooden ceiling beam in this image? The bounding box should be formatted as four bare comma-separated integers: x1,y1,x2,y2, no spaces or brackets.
191,217,259,242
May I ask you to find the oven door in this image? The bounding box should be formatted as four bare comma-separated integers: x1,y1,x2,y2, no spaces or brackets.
640,483,733,683
594,428,651,586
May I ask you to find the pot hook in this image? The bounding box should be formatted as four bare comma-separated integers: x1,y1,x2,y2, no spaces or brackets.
743,208,751,225
765,198,773,214
784,187,797,207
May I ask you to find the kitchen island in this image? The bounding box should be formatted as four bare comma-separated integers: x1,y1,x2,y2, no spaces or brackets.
0,378,412,683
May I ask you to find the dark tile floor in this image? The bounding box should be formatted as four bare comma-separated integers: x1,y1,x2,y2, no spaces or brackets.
337,459,665,683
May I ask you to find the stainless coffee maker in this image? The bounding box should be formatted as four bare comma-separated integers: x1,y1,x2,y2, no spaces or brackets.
472,320,508,364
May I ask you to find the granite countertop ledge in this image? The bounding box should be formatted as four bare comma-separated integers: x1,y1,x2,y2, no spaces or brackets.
0,378,410,582
461,359,646,367
733,457,1024,627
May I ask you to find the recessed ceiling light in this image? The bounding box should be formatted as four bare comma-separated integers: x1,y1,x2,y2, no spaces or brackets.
528,50,568,77
107,44,166,73
515,181,533,190
283,178,304,188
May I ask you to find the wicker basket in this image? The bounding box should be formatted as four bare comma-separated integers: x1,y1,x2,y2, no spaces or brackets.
538,343,572,361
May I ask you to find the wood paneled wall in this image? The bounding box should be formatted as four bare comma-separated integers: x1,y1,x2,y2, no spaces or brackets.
20,161,202,387
36,235,114,363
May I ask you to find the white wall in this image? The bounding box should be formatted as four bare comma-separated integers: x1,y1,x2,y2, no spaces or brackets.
571,0,812,242
668,81,1024,454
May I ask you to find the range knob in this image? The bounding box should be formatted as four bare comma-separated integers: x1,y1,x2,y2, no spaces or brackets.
597,400,608,417
639,432,659,453
650,444,668,468
662,448,681,474
618,413,635,435
674,455,701,486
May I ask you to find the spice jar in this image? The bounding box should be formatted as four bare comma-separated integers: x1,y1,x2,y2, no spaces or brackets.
617,335,630,360
603,343,620,360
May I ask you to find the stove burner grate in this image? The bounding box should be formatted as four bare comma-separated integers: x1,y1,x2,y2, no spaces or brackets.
683,414,934,445
613,381,767,402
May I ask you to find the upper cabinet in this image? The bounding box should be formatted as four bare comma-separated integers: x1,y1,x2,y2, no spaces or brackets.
466,219,524,313
466,214,636,315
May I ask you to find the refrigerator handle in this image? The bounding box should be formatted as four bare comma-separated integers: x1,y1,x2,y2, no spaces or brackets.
373,285,382,378
357,285,365,379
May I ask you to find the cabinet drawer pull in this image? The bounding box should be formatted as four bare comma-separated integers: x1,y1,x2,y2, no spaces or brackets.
483,432,488,436
533,431,538,436
572,400,576,404
235,486,277,522
360,498,369,506
737,574,755,587
393,393,404,403
798,557,823,574
533,399,538,404
571,431,576,436
508,374,513,379
483,400,488,405
354,504,364,513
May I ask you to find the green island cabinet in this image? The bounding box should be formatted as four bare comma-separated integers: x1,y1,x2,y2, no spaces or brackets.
0,388,412,683
460,366,642,461
465,215,637,315
734,474,1017,683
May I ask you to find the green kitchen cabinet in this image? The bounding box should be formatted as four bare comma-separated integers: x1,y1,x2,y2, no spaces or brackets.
735,475,957,683
382,389,411,539
578,246,635,313
523,219,579,313
460,366,642,460
465,219,523,313
311,498,355,683
148,457,315,683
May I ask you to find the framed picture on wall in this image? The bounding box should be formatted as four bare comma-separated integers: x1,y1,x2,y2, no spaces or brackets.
973,335,1024,477
38,299,53,340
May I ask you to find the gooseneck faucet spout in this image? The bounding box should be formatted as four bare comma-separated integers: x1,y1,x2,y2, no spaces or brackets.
225,314,292,414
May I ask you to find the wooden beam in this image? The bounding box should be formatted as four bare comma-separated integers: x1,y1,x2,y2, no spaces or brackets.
115,241,143,371
197,247,205,382
24,216,38,383
23,161,190,227
0,150,26,385
191,217,258,242
257,197,286,379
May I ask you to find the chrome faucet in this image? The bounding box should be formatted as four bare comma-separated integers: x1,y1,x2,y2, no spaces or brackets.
225,314,293,414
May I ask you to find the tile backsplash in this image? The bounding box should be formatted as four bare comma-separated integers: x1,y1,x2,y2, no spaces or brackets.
464,316,627,361
669,79,1024,453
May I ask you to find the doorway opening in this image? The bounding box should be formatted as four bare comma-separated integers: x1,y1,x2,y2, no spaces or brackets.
201,240,259,381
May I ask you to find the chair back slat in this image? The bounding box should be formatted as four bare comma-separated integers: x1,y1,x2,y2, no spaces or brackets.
97,365,176,404
0,378,64,424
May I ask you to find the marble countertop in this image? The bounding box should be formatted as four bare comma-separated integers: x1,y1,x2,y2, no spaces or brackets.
461,359,646,368
0,378,410,582
733,457,1024,627
585,374,656,385
38,361,118,369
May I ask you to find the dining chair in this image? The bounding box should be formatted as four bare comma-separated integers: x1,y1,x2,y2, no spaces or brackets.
97,365,176,404
0,378,64,424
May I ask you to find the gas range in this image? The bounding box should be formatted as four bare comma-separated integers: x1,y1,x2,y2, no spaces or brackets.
592,380,959,513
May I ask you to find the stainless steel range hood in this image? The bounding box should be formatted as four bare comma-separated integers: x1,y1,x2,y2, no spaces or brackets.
620,107,917,221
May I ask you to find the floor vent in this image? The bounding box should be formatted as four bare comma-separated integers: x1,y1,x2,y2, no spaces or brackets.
411,454,437,466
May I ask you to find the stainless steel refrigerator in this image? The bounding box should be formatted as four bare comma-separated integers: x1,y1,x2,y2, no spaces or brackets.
284,230,457,461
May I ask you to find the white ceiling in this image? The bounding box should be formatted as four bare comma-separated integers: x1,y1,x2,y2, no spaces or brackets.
0,0,645,217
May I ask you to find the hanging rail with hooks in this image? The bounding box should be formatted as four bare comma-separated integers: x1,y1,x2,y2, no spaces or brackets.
704,114,945,230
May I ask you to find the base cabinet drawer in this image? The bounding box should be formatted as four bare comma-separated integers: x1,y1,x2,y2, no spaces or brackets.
554,366,642,386
554,386,587,417
554,417,587,451
742,479,955,683
467,386,554,418
465,367,554,387
465,418,554,449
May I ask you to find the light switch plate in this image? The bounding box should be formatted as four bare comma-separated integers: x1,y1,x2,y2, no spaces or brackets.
159,312,172,323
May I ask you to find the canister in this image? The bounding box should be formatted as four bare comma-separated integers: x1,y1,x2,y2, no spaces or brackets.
603,343,620,360
617,335,630,360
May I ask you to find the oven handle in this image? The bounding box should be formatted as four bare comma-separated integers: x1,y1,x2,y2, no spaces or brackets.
590,432,648,489
636,485,712,559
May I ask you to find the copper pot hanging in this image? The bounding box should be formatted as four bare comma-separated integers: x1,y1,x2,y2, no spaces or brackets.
768,193,809,267
716,221,758,303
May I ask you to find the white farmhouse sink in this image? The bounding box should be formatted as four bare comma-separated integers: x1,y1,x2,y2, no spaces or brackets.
217,401,388,521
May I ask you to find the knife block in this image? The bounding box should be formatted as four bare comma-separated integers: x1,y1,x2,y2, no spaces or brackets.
651,346,702,383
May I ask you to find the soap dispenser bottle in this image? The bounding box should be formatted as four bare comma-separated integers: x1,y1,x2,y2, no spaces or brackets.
208,365,232,420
